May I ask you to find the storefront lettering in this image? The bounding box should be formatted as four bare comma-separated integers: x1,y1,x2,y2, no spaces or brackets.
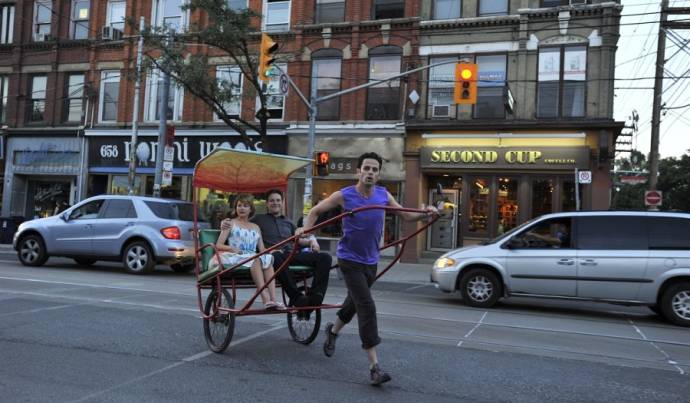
123,137,191,163
505,151,542,164
430,150,499,164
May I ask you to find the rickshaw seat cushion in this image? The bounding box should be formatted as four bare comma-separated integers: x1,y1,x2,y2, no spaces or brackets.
197,229,314,280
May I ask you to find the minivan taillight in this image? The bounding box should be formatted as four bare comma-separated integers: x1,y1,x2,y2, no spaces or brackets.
161,226,181,240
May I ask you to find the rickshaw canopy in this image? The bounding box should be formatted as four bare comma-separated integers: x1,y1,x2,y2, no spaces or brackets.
193,147,313,193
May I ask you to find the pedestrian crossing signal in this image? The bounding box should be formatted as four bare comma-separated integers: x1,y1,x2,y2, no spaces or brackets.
314,151,329,176
454,63,477,104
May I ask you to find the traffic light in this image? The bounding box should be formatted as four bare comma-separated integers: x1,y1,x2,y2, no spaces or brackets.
454,63,477,104
259,33,278,83
314,151,329,176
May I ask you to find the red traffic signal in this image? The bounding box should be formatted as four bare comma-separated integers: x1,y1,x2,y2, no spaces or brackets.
314,151,329,176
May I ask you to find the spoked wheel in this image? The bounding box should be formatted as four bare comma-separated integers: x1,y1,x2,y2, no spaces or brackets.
287,308,321,345
287,288,321,345
203,288,235,353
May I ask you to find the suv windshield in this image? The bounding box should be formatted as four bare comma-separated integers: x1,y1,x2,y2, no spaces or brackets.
144,201,201,222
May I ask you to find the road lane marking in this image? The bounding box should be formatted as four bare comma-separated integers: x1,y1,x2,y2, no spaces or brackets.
70,321,286,403
0,303,82,317
403,284,432,292
629,319,685,375
458,311,487,346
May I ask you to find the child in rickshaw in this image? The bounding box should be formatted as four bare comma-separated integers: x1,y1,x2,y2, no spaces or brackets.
211,193,285,310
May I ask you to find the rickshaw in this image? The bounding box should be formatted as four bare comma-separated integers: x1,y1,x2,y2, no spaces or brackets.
192,147,440,353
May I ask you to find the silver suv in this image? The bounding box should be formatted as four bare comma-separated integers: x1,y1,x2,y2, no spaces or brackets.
13,195,207,274
431,211,690,327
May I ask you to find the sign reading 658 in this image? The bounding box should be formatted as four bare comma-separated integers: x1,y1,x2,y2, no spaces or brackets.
100,145,119,158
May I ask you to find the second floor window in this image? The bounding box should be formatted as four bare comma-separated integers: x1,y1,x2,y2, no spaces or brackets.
433,0,460,20
154,0,186,32
428,57,456,118
0,4,14,44
106,0,126,31
366,47,401,120
215,65,243,118
316,0,345,24
312,53,342,120
0,75,8,123
228,0,247,10
373,0,404,19
538,46,586,118
28,75,47,123
475,54,506,119
257,63,286,120
71,0,89,39
479,0,508,16
265,0,290,32
64,73,85,123
99,70,120,122
145,69,184,122
34,0,52,40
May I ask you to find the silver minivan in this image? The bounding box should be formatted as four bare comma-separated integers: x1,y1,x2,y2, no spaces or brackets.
13,195,207,274
431,211,690,327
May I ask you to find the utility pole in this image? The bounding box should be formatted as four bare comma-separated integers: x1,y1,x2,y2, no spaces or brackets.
153,31,172,198
304,76,318,215
128,16,145,195
648,0,668,198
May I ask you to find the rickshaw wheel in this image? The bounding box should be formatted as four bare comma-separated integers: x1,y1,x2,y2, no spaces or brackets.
203,288,235,353
287,289,321,345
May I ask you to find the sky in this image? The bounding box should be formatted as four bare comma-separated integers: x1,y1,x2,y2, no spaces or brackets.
614,0,690,160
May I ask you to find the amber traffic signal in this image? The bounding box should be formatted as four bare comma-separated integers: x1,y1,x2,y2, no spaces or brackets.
454,63,477,104
314,151,329,176
259,33,278,82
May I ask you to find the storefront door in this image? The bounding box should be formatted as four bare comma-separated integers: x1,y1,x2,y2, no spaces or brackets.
427,189,458,251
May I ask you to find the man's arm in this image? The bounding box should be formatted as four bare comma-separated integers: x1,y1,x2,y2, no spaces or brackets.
295,191,344,236
387,192,437,222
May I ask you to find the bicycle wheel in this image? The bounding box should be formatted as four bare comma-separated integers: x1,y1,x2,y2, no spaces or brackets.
287,289,321,345
203,288,235,353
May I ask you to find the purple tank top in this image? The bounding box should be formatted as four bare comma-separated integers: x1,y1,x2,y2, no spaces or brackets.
337,185,389,265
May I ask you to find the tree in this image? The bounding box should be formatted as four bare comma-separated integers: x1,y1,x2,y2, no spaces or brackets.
658,153,690,211
611,150,647,210
137,0,283,147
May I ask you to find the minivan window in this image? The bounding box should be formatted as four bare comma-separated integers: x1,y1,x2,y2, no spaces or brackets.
144,201,196,221
103,200,137,219
577,216,648,250
511,217,572,249
648,217,690,250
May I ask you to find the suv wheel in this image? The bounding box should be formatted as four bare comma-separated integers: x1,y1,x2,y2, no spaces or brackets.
122,241,155,274
660,282,690,327
459,268,502,308
18,235,48,267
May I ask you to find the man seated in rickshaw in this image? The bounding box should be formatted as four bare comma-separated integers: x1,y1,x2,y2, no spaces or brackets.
248,189,332,308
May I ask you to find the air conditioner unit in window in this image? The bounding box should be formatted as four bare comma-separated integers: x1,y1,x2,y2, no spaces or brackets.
102,26,123,41
33,32,51,42
432,105,450,118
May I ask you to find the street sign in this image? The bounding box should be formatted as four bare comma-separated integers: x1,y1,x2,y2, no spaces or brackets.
164,145,175,162
578,170,592,184
645,190,662,207
162,170,173,186
163,161,173,171
279,74,289,95
620,175,646,185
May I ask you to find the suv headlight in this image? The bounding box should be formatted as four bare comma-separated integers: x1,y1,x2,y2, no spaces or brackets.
434,257,456,269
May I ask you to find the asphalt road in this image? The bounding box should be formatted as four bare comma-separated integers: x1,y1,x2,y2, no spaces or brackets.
1,255,689,402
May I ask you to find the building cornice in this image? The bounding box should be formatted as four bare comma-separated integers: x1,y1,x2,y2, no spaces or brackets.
405,119,625,132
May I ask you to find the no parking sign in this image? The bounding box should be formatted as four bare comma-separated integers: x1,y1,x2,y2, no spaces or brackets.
578,170,592,184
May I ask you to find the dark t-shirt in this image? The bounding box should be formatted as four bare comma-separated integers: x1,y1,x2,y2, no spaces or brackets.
252,214,296,252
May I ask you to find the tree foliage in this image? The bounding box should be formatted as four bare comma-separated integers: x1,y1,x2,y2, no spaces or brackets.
137,0,281,147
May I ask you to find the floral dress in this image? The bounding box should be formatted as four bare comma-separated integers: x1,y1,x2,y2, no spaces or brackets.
210,223,273,271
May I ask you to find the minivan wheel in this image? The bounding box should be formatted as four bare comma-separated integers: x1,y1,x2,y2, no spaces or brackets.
122,241,155,274
660,282,690,327
459,268,502,308
18,235,48,267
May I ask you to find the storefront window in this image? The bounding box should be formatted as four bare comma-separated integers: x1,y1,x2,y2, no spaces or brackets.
468,178,490,237
29,181,71,219
496,177,518,235
561,179,576,212
110,175,142,195
532,178,554,218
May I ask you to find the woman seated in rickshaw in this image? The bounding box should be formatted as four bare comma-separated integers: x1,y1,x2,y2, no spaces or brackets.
210,193,285,310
